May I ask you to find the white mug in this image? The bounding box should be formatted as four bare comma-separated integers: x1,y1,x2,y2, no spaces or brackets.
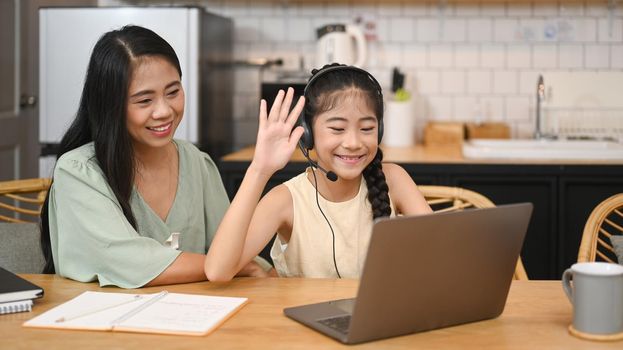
562,262,623,335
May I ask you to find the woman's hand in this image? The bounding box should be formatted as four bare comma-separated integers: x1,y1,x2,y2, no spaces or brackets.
249,87,305,178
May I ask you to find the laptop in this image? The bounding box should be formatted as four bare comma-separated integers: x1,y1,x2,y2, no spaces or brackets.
283,202,533,344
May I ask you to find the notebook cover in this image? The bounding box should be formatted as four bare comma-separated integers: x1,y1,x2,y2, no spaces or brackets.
0,267,44,303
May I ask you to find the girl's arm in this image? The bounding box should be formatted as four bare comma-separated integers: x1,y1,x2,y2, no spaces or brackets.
201,184,293,283
229,184,293,274
383,163,433,216
145,252,273,286
204,88,304,281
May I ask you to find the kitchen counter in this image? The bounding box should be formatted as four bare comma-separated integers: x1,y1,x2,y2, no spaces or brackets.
218,144,623,280
222,144,623,165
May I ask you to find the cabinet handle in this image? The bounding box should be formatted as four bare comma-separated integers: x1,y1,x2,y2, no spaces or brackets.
20,94,38,108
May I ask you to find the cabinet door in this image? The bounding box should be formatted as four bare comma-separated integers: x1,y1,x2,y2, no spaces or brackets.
399,163,449,186
0,0,38,181
452,175,558,280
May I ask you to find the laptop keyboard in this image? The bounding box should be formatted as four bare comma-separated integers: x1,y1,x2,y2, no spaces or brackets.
317,315,351,335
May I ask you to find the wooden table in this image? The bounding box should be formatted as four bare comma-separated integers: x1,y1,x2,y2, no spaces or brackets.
2,276,621,349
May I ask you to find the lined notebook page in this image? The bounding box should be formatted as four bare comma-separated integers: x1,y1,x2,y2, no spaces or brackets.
24,292,148,330
117,293,248,334
23,291,248,335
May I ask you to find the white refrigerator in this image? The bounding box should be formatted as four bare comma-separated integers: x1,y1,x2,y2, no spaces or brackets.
39,7,233,177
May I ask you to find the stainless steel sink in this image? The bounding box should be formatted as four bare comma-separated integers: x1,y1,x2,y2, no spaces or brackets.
462,139,623,160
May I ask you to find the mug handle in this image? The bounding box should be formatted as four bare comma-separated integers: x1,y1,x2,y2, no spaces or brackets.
562,268,574,303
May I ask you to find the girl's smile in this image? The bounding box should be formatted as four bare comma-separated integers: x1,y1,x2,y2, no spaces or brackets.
335,153,366,165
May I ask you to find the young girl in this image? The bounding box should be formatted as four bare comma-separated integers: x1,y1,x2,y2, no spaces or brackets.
205,64,432,280
39,25,304,288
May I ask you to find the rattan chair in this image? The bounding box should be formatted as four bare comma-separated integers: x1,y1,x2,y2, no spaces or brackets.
577,193,623,263
0,178,52,223
418,185,529,280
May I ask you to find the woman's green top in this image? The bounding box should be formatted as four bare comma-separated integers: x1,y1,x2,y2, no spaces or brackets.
48,140,230,288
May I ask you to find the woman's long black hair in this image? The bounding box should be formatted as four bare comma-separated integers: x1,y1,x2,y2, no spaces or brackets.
304,64,391,220
39,25,182,273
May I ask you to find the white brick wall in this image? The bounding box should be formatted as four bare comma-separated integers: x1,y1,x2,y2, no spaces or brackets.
414,70,440,94
493,71,517,94
481,44,505,68
612,45,623,68
390,18,415,43
533,45,558,68
442,19,467,42
454,44,479,67
454,96,479,119
493,19,518,42
428,44,454,67
467,70,492,94
585,44,610,68
441,70,466,94
402,44,427,68
598,18,623,42
417,19,441,42
507,45,532,68
468,19,492,43
558,44,584,68
106,0,623,149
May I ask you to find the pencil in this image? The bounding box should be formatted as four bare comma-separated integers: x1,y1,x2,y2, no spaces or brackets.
110,291,168,326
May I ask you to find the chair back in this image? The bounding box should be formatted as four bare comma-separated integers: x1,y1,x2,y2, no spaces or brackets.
0,178,52,223
418,185,529,280
577,193,623,263
0,223,45,273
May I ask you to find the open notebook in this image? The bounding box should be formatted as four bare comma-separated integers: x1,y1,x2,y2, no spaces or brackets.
23,291,247,336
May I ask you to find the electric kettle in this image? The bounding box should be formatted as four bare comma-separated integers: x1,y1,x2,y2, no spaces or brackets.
315,24,367,68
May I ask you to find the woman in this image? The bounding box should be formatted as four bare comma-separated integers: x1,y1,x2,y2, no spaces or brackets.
40,25,304,288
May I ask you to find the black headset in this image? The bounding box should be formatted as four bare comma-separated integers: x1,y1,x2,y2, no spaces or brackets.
297,64,385,152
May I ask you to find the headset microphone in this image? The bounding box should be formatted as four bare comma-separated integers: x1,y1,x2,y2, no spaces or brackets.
315,162,338,182
300,147,338,182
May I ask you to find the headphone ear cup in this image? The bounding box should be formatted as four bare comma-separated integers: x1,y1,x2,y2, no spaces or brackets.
298,112,314,150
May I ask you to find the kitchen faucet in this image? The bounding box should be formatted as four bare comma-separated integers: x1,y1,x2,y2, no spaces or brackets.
535,75,545,139
534,75,556,140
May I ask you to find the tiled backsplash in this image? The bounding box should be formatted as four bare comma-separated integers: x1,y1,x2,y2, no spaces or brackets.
104,0,623,148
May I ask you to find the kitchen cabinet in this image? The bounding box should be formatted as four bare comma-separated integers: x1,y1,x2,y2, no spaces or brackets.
217,146,623,280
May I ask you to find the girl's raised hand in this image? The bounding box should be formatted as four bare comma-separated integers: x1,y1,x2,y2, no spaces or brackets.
250,87,305,177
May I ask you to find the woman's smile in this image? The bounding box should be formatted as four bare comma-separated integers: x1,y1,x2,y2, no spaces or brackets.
126,55,185,150
146,122,173,137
